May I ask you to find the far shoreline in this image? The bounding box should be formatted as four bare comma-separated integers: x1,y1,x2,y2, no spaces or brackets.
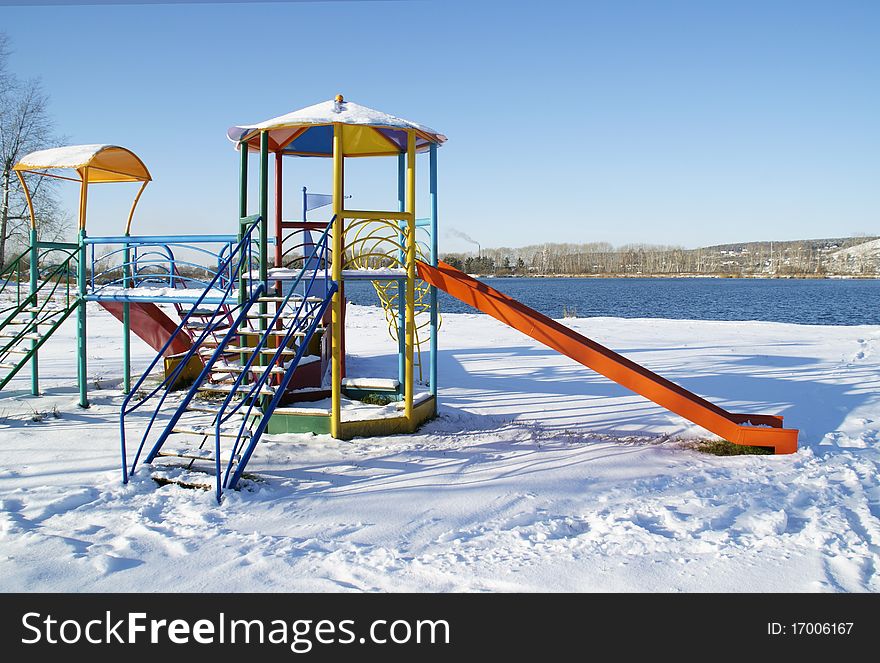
464,273,880,280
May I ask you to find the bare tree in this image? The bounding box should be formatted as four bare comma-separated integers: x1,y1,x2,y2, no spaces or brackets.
0,33,65,268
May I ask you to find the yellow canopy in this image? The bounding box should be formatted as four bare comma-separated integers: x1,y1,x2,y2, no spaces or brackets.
14,144,151,183
14,144,151,232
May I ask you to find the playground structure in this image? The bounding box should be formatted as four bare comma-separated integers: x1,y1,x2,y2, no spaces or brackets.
1,96,798,502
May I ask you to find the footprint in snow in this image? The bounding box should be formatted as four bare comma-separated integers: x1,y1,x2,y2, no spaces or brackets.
91,553,144,575
88,544,144,575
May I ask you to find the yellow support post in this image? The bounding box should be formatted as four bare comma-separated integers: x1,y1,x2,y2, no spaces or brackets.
124,181,148,235
405,130,416,425
17,171,36,230
330,123,344,438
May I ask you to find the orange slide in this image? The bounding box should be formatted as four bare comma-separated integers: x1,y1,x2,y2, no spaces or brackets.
99,302,193,356
417,261,798,453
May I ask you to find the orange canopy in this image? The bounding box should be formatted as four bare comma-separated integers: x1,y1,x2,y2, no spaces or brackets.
14,144,151,232
14,144,151,183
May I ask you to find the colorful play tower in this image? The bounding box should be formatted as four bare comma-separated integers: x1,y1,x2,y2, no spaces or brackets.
2,96,798,502
226,94,445,438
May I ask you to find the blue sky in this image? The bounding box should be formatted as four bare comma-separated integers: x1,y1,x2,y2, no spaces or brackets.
1,0,878,252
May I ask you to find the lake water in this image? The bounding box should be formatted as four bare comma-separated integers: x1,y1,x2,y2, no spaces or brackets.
342,277,880,326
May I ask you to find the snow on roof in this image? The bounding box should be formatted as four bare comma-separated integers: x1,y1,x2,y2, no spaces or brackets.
229,98,445,139
16,144,114,170
14,144,151,183
228,96,446,157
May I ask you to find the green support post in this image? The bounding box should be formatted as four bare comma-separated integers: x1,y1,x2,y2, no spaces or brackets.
29,228,38,395
238,140,248,307
259,131,269,323
238,141,250,380
77,229,88,408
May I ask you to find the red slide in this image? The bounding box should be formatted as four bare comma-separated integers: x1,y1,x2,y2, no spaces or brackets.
99,302,193,357
417,260,798,454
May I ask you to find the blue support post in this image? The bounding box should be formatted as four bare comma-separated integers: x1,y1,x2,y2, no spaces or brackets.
122,238,131,394
396,152,406,394
429,143,438,397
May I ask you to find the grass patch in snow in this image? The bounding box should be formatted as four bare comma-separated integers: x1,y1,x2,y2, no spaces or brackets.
360,393,396,406
695,439,773,456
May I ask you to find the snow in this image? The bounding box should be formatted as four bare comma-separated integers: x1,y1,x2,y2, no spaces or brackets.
15,144,113,170
830,238,880,260
280,391,432,421
91,285,229,300
228,98,447,144
342,377,399,390
1,302,879,592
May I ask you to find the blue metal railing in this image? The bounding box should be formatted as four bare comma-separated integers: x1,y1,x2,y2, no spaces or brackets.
142,219,335,501
85,234,239,300
84,235,274,303
218,222,334,492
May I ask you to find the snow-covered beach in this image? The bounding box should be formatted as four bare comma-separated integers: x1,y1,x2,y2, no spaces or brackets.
0,303,878,592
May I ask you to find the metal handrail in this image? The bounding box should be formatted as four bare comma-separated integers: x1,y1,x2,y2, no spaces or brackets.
87,236,238,294
0,249,81,390
214,222,334,492
119,217,261,483
139,218,334,501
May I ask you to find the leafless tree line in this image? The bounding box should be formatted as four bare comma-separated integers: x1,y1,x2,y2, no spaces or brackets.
0,33,67,269
443,236,880,276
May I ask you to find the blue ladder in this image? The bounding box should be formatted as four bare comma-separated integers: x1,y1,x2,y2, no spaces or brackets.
121,217,336,501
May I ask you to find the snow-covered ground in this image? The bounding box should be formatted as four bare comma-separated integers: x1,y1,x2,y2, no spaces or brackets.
1,302,878,592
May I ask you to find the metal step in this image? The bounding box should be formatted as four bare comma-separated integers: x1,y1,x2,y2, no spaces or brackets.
223,345,299,356
157,447,215,461
198,383,276,396
0,333,41,341
186,321,230,331
214,363,286,376
258,295,326,304
170,426,243,438
237,329,309,338
22,306,61,314
185,404,227,414
155,447,240,463
194,340,238,350
244,311,316,320
179,308,220,318
196,346,239,355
